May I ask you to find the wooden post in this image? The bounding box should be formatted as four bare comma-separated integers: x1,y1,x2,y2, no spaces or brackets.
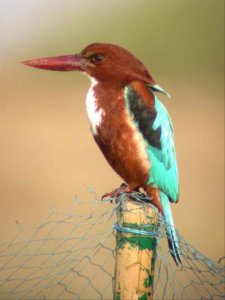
114,196,159,300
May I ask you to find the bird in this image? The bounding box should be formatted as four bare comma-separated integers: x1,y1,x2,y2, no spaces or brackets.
23,43,181,265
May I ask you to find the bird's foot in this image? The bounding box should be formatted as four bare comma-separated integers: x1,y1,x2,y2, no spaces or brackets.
101,183,140,203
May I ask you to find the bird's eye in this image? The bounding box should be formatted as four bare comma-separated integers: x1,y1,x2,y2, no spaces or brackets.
89,54,104,64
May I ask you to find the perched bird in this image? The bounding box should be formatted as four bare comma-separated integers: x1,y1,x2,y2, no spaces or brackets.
23,43,181,264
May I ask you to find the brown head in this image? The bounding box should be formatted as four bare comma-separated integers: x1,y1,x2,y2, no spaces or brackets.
23,43,155,87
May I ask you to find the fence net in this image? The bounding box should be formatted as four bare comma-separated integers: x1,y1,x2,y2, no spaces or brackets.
0,191,224,299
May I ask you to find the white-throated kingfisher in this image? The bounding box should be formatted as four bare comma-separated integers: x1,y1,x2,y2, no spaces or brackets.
23,43,181,265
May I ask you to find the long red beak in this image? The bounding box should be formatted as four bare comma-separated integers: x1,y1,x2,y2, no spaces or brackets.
22,54,87,71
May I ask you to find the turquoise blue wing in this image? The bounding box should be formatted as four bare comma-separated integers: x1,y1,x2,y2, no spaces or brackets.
125,83,179,202
147,96,179,202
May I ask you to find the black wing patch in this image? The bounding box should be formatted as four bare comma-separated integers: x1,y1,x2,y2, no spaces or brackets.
126,86,161,149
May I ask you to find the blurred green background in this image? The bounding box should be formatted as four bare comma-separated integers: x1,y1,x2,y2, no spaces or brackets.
0,0,224,261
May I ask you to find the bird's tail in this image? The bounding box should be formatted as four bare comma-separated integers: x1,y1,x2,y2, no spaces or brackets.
160,191,182,265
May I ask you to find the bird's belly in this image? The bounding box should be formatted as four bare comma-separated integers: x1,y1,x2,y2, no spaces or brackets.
94,113,151,188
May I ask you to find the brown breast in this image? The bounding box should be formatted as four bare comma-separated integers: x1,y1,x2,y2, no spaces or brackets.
92,83,151,188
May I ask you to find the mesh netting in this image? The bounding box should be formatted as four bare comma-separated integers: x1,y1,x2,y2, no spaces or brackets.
0,191,224,299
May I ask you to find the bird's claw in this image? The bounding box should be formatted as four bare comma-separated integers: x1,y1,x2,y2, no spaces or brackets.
101,183,140,203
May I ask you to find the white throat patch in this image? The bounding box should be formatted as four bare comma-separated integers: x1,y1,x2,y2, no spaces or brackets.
86,78,105,135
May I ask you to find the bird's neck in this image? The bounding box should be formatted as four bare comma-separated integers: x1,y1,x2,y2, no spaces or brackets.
86,79,125,112
85,78,125,135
